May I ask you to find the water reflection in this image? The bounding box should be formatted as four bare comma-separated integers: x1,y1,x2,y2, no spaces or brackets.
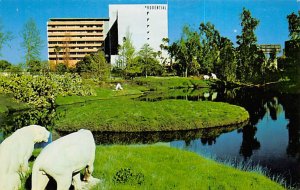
147,87,299,187
0,108,61,141
56,122,246,145
238,125,260,160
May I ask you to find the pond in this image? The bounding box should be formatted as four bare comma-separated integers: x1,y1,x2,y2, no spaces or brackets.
137,87,300,188
0,87,299,188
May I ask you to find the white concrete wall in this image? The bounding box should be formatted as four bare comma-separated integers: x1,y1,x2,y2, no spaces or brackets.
109,4,168,64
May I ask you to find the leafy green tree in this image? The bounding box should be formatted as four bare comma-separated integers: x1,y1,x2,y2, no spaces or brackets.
76,51,110,80
135,55,163,77
40,60,51,75
76,54,93,73
198,22,221,74
138,43,158,77
118,32,135,69
0,60,12,71
56,63,68,74
27,60,42,74
0,21,13,56
171,26,201,77
236,8,264,82
90,51,110,81
287,11,300,40
218,37,237,81
124,57,142,79
20,18,43,68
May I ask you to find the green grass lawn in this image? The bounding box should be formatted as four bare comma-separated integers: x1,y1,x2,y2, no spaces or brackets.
23,145,284,190
55,98,249,132
55,83,144,106
92,145,284,190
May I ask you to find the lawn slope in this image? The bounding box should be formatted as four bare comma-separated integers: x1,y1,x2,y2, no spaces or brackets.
93,145,284,190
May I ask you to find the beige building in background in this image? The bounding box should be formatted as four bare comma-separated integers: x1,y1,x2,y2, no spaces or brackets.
47,18,109,66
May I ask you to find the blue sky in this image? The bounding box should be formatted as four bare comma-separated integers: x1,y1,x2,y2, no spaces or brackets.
0,0,299,64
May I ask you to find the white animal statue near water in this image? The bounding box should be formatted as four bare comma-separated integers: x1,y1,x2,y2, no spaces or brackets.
115,83,123,90
204,92,210,98
203,75,210,80
211,73,217,79
31,129,96,190
0,125,50,190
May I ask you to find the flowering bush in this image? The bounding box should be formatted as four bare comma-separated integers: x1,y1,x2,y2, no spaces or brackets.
0,73,95,107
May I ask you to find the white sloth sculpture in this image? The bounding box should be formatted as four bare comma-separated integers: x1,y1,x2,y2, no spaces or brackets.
0,125,50,190
31,129,96,190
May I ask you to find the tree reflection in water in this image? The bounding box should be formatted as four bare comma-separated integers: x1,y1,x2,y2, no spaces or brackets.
238,125,260,159
281,94,300,161
0,108,62,140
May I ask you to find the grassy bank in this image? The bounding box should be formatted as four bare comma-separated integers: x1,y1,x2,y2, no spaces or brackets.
22,145,284,190
55,98,249,132
93,145,284,190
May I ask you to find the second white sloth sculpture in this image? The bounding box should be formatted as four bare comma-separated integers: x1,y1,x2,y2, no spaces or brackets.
31,129,96,190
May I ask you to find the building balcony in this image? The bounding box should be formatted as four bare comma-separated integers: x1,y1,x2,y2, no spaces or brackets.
47,27,104,31
48,37,104,41
48,43,103,47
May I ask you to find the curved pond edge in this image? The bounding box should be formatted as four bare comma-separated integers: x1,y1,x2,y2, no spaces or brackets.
56,120,249,144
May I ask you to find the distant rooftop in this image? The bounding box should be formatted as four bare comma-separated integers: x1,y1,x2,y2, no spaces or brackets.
49,18,109,21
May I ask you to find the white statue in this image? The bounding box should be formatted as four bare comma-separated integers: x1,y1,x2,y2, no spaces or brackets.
0,125,50,190
211,73,217,79
203,75,210,80
115,83,123,90
31,129,97,190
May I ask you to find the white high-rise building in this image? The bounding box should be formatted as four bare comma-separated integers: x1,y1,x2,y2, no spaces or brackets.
108,4,168,65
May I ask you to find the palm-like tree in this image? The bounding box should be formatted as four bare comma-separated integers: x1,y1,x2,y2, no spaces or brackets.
54,45,62,65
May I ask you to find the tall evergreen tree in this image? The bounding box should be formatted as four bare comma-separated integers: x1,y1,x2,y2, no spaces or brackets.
199,22,221,74
287,11,300,40
236,8,264,82
219,37,237,82
138,43,157,77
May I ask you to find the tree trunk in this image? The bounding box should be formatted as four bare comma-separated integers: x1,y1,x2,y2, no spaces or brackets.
56,53,58,65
